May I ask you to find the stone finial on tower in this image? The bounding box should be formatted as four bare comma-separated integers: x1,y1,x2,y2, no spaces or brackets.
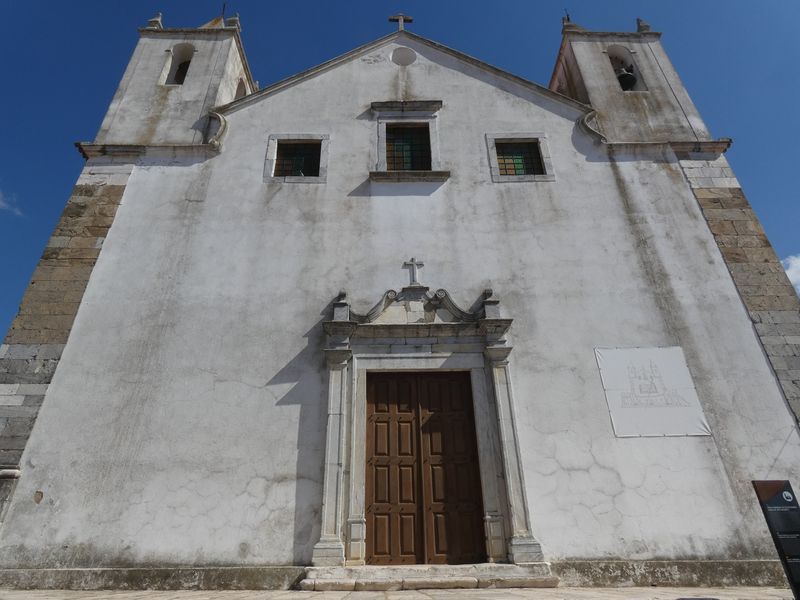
146,12,163,30
561,14,585,33
225,14,241,30
636,17,651,33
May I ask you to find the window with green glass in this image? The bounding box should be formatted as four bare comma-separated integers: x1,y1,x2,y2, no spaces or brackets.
495,142,545,176
386,124,432,171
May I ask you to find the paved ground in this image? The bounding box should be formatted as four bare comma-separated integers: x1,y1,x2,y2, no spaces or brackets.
0,588,792,600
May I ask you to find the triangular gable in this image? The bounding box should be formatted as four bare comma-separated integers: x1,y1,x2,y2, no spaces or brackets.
216,30,590,115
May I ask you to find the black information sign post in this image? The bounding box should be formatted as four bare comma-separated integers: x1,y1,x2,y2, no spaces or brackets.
753,480,800,599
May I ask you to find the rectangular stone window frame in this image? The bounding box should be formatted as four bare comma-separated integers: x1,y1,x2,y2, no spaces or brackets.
264,133,330,183
486,132,555,183
370,110,450,182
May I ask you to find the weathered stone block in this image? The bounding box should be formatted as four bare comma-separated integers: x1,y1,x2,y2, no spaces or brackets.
71,184,96,197
0,436,30,450
693,187,734,198
743,247,779,263
403,577,478,589
46,236,70,248
0,450,22,465
22,395,45,407
745,296,800,311
763,344,796,357
3,346,39,360
719,195,749,209
55,248,101,260
34,345,64,360
0,417,36,436
715,235,737,248
95,184,126,201
0,397,25,408
736,235,769,248
67,236,102,249
62,202,89,218
707,220,736,235
733,220,766,235
15,385,48,396
720,247,747,263
19,302,80,317
697,196,723,208
702,208,753,221
309,578,355,591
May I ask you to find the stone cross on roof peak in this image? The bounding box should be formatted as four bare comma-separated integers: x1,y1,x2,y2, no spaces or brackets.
389,14,413,31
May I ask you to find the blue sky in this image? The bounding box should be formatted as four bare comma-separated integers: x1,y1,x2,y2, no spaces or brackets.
2,1,799,336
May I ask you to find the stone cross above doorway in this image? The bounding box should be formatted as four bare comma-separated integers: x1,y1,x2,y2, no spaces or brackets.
403,257,424,287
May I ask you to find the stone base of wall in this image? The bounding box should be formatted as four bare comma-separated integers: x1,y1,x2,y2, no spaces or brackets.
551,560,788,587
0,561,786,590
0,566,305,590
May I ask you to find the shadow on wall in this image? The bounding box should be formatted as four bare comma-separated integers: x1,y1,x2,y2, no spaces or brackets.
267,312,330,565
348,180,446,197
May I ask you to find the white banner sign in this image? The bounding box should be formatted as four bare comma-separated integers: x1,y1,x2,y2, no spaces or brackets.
594,346,711,438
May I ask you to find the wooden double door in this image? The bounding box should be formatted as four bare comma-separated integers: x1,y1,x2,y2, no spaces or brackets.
365,371,486,565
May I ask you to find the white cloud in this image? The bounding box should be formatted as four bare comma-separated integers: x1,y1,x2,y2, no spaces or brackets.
0,189,22,216
782,255,800,294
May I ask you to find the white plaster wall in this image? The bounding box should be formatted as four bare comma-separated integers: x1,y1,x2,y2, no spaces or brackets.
214,41,250,106
1,36,798,567
96,31,239,146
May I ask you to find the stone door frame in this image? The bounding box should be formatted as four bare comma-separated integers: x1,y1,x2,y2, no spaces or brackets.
311,285,544,567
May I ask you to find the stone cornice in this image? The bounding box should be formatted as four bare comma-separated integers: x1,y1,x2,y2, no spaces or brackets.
605,139,732,154
574,112,732,155
75,143,218,160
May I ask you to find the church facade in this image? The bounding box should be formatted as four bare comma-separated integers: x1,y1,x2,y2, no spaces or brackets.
0,13,799,591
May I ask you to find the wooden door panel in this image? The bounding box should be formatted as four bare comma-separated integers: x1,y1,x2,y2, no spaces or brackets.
419,372,486,565
398,465,415,504
366,373,422,564
366,371,485,565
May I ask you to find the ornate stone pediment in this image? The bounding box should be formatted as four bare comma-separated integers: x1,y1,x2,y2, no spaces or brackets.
353,285,486,325
323,282,513,364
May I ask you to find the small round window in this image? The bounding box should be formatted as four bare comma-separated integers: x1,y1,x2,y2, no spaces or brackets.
391,47,417,66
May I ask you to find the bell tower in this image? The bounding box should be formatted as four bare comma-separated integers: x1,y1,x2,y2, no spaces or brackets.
94,13,256,146
549,18,711,143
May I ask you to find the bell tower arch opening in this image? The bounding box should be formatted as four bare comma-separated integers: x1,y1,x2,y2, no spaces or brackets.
607,45,647,91
164,43,195,85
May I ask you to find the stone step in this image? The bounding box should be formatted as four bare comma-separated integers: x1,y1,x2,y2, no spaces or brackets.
300,562,559,591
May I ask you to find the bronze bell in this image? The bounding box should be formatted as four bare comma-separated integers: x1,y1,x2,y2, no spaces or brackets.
616,66,637,91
